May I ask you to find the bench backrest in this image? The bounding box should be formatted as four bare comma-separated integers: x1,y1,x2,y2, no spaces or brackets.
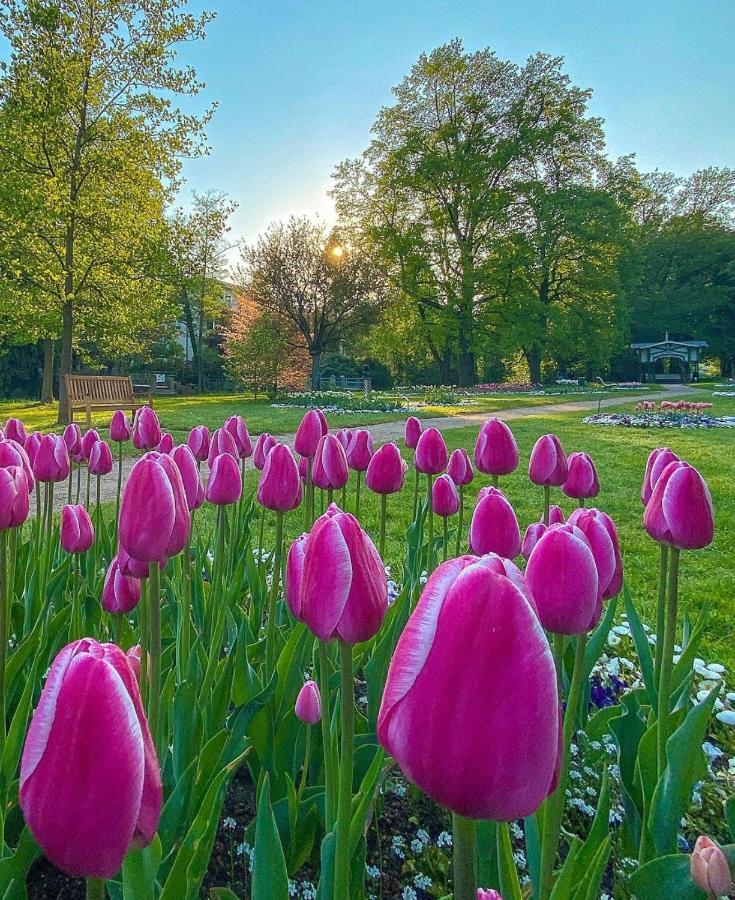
65,374,135,404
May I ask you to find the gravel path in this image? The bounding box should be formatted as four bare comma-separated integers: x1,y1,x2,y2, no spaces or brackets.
50,384,698,512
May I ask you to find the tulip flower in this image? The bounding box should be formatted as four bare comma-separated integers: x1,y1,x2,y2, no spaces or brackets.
432,474,459,560
529,434,568,524
63,423,82,456
477,891,503,900
567,507,621,603
207,427,238,467
156,432,174,454
170,444,204,512
561,451,599,504
5,417,27,446
447,448,473,555
474,418,519,480
404,416,423,450
312,434,349,496
691,836,732,899
132,406,161,451
521,521,546,561
33,434,70,483
19,639,161,880
294,409,327,458
206,452,242,505
285,533,308,622
80,428,100,461
468,486,521,560
336,428,353,450
109,410,131,443
224,415,252,458
24,431,42,467
414,427,448,571
257,443,302,513
0,439,34,492
365,441,407,555
253,432,276,470
88,439,113,476
187,424,210,463
60,505,94,554
641,446,679,505
546,505,565,525
0,465,29,532
126,645,144,683
102,557,141,614
346,429,373,472
295,680,321,724
117,544,151,580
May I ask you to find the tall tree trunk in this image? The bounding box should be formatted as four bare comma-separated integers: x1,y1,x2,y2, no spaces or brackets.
525,347,542,385
458,351,475,387
40,339,54,403
310,351,321,390
58,302,73,424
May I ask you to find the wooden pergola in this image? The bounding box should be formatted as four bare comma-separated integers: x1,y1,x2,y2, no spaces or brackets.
630,334,707,384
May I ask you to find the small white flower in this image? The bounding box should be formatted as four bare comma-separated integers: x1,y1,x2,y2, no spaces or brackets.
437,830,452,848
222,816,237,830
716,710,735,726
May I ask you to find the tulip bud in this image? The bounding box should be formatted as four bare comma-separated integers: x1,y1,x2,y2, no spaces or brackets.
132,406,162,451
0,466,30,530
126,645,145,683
224,415,252,458
404,416,423,450
432,473,459,517
60,505,94,554
207,427,238,467
529,434,568,486
206,452,242,505
109,410,132,443
378,555,558,819
80,428,100,461
257,443,302,512
24,431,42,467
414,427,448,475
294,409,327,458
102,557,141,613
63,423,82,456
641,447,679,505
474,418,519,476
365,442,408,495
336,428,353,450
691,836,732,898
253,432,276,470
477,891,503,900
88,439,113,476
301,504,388,643
561,451,600,500
295,680,321,724
285,533,309,621
20,639,162,878
170,444,204,511
566,507,616,599
298,454,309,482
156,432,174,455
346,429,374,471
469,486,521,559
312,434,349,490
0,439,34,491
546,505,566,525
5,417,27,446
643,460,714,550
33,434,70,483
187,424,210,463
521,522,546,561
117,544,151,580
447,447,474,486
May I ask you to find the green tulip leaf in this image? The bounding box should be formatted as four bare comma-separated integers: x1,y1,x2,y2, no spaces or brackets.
251,773,289,900
629,853,707,899
624,588,657,707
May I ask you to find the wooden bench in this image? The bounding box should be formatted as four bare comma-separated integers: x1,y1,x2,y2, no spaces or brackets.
64,375,153,428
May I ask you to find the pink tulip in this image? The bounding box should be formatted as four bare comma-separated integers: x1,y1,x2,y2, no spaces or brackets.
206,453,242,505
285,533,309,621
474,418,519,476
432,474,459,517
312,434,349,491
468,486,521,559
346,429,374,471
186,425,210,463
596,510,623,598
0,439,34,490
566,507,616,599
365,442,407,495
132,406,161,451
156,432,174,455
298,454,308,483
477,891,503,900
641,447,680,505
109,410,131,443
546,505,566,525
294,409,327,458
63,423,82,456
224,415,252,458
404,416,423,450
253,432,276,470
0,466,30,530
528,434,568,486
119,452,191,564
257,443,302,511
377,555,558,819
336,428,353,450
19,639,161,878
117,544,151,580
102,558,141,614
126,645,144,683
561,451,599,500
643,460,714,550
24,431,42,467
33,434,70,483
207,427,238,467
80,429,100,461
5,417,27,446
413,427,448,475
60,505,94,554
300,504,387,643
525,524,598,634
295,680,322,724
691,836,732,898
170,444,204,511
88,439,113,476
521,522,546,561
447,447,474,486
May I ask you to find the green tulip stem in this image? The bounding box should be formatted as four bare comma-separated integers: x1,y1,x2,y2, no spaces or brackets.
179,535,192,683
148,561,161,755
543,484,550,525
86,878,106,900
265,510,284,676
426,474,435,573
455,485,464,556
341,484,347,510
657,545,680,776
443,516,448,562
139,579,149,709
67,463,74,504
296,724,312,808
452,813,477,900
327,487,334,506
411,466,419,521
318,640,336,831
95,475,101,575
9,527,17,603
492,474,499,487
0,529,8,753
202,506,229,697
653,543,670,685
552,632,565,694
334,640,354,900
578,497,585,508
75,463,81,503
304,461,313,530
355,470,361,518
497,820,524,900
85,466,91,507
115,442,123,529
379,494,387,559
257,504,266,564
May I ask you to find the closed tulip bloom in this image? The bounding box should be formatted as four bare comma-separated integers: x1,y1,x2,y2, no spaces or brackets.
170,444,204,511
447,447,474,485
298,454,309,482
346,429,374,471
206,453,242,505
156,432,174,455
253,432,276,470
187,425,210,462
207,427,238,467
119,452,191,563
525,524,598,635
377,555,558,819
295,680,322,724
312,434,349,490
301,504,388,643
336,428,353,450
529,434,568,486
80,428,100,461
24,431,42,467
117,545,150,580
126,645,144,683
561,451,600,500
641,447,680,505
365,442,407,495
596,510,623,598
477,891,503,900
469,486,521,559
33,434,70,483
474,418,519,476
257,443,302,511
5,417,27,446
521,522,546,561
691,836,732,898
643,460,714,550
63,423,82,456
60,505,94,554
0,466,30,530
19,638,162,879
294,409,327,458
224,415,252,458
566,507,616,599
546,505,566,525
0,439,34,490
432,474,459,517
132,406,162,451
414,427,448,475
109,410,131,443
404,416,423,450
285,533,309,620
102,558,141,614
88,439,113,476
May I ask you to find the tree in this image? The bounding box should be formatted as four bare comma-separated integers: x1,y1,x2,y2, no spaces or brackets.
240,217,385,389
0,0,213,422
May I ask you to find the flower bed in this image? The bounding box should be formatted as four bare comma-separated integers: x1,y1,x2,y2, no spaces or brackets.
272,390,404,413
584,411,735,428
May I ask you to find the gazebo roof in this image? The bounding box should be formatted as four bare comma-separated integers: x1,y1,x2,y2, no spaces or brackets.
630,339,707,350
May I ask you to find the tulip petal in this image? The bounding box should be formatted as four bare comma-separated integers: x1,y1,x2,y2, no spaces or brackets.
302,516,352,640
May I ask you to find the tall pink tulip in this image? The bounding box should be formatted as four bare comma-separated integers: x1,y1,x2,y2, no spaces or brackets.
336,428,353,450
561,451,599,501
312,434,349,492
170,444,204,511
568,507,622,600
156,432,174,455
529,434,567,487
474,418,519,477
294,409,327,458
102,558,141,614
24,431,42,468
60,505,94,554
432,474,459,517
88,439,113,476
414,427,448,475
643,460,714,550
546,505,565,525
109,410,131,443
365,442,407,495
377,555,558,819
19,639,161,878
33,434,70,483
404,416,423,450
0,439,34,490
80,428,100,461
447,448,473,486
5,417,27,446
468,486,521,559
257,443,302,512
63,423,82,456
224,415,252,458
0,466,30,530
206,453,242,505
295,680,322,724
521,522,546,561
132,406,161,451
253,432,276,470
117,545,150,580
207,427,238,467
187,425,210,463
641,446,679,505
346,429,373,471
691,836,732,899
